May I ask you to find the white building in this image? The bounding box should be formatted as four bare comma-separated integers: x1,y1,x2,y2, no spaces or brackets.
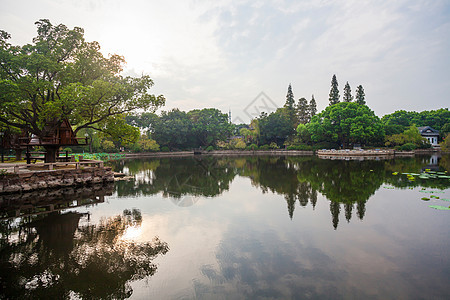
418,126,440,146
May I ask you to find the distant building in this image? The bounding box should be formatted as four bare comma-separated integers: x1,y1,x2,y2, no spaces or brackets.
418,126,439,146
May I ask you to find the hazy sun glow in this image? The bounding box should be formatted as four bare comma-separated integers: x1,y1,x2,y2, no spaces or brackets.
121,226,143,240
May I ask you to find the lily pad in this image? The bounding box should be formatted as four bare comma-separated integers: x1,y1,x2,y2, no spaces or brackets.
429,205,450,210
421,197,430,201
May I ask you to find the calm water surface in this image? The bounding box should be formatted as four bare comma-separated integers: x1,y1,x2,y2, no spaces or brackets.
1,155,449,299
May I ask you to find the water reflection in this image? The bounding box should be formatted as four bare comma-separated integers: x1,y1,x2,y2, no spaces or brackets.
0,207,169,299
0,183,114,220
110,155,450,229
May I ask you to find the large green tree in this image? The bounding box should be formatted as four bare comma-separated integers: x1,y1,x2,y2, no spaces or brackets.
258,108,293,145
188,108,233,147
0,20,165,162
328,74,340,105
152,109,195,149
307,102,384,147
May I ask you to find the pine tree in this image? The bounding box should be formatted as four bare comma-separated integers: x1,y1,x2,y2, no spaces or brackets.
343,81,353,102
309,95,317,118
284,84,295,109
329,74,340,105
355,85,366,105
296,97,309,124
284,84,296,127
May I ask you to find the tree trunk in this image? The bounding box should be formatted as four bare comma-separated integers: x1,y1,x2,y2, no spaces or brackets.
14,149,22,161
44,145,59,163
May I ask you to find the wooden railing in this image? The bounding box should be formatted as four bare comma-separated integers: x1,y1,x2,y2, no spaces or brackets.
18,137,89,145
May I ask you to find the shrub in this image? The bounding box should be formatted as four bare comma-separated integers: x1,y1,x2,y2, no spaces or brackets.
247,144,258,150
311,142,340,150
287,144,313,151
161,146,170,152
206,145,214,151
269,142,279,149
399,143,416,151
259,144,270,150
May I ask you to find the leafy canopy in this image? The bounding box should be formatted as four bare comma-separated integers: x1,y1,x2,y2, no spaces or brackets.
307,102,384,147
0,19,165,142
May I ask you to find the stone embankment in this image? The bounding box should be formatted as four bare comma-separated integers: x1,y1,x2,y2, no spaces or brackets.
0,161,114,194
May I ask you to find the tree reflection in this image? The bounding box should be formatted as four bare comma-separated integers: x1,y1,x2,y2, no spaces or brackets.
110,154,449,229
113,157,237,199
0,209,169,299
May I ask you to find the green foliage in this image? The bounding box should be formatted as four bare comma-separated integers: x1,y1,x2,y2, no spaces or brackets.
81,152,125,161
441,133,450,151
307,102,384,147
151,109,194,149
311,142,340,150
188,108,233,147
385,125,429,148
283,84,296,126
62,147,72,153
160,146,169,152
103,115,140,146
259,144,270,150
329,74,340,105
217,138,246,150
309,95,317,117
286,144,313,151
0,20,164,162
296,123,311,144
258,108,294,145
205,145,214,151
381,109,450,137
343,81,353,102
125,112,159,133
269,142,279,149
399,143,416,151
240,120,260,145
355,85,366,105
296,97,309,124
101,140,116,153
247,144,258,150
284,84,295,110
134,135,159,152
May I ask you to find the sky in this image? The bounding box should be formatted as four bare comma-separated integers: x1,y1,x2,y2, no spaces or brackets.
1,0,449,123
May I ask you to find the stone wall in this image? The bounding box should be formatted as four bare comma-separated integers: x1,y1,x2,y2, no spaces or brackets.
0,167,114,194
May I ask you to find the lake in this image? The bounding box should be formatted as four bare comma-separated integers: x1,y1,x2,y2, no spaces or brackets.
1,154,449,299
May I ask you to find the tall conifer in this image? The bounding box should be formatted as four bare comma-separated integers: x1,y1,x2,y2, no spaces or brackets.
329,74,340,105
296,97,309,124
309,95,317,118
355,85,366,105
343,81,353,102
